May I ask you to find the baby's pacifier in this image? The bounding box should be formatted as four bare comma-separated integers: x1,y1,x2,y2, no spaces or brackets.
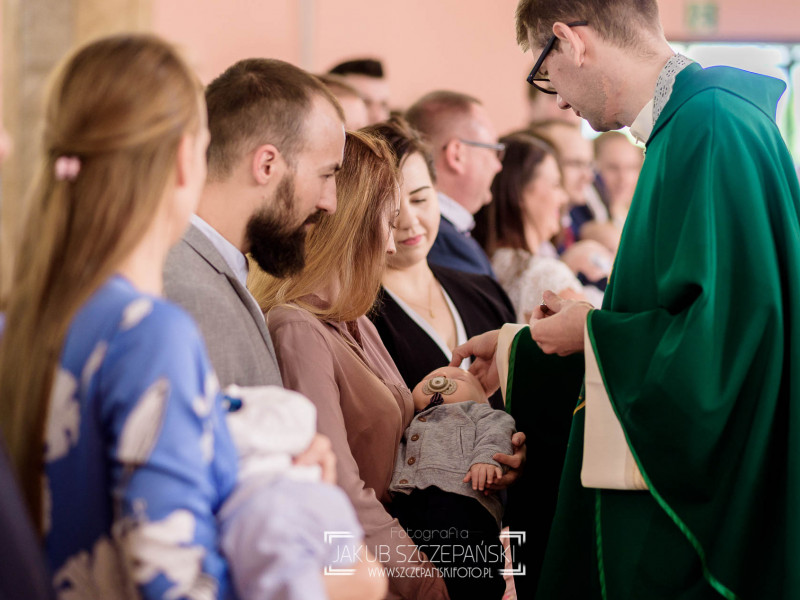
422,375,457,396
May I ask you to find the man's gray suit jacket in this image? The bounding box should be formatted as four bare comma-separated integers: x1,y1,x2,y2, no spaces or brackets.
164,224,282,388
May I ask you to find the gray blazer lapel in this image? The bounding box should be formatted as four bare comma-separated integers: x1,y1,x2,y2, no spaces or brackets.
183,225,274,351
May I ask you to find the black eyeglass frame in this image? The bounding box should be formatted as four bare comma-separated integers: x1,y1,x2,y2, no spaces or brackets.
526,21,589,94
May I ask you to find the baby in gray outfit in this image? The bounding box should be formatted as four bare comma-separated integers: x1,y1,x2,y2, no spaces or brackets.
390,366,516,600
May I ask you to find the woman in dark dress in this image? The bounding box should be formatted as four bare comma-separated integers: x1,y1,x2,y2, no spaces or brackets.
365,118,515,409
365,117,521,599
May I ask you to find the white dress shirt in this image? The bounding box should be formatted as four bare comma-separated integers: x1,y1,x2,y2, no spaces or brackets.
437,191,475,234
190,214,249,287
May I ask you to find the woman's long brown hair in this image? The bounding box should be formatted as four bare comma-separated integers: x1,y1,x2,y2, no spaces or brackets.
0,34,201,531
474,133,556,255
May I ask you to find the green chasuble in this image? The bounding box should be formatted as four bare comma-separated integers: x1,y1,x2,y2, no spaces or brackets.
525,63,800,599
503,328,585,598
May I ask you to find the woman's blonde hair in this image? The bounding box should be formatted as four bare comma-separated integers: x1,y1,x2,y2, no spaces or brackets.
0,34,202,529
250,131,398,322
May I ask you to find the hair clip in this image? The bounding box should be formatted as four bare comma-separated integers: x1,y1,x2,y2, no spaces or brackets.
54,156,81,182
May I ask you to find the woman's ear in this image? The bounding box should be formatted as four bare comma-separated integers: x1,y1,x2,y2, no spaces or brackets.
552,21,587,67
251,144,283,185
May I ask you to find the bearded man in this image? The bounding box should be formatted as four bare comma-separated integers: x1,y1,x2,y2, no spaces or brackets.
164,58,345,388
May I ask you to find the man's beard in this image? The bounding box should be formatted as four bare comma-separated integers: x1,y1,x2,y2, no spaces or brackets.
246,173,317,278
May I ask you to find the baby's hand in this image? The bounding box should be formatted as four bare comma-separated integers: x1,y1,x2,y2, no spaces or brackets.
463,463,503,491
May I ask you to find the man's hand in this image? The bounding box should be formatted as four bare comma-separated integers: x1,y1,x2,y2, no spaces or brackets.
464,463,504,491
294,433,337,484
450,329,501,396
479,431,527,494
530,290,593,356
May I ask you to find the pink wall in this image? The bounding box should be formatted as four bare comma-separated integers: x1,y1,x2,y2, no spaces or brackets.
153,0,532,135
147,1,800,136
152,0,302,82
660,0,800,42
0,1,4,118
2,2,797,132
312,0,530,134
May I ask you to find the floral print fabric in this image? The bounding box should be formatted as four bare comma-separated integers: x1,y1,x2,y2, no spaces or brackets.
46,276,238,600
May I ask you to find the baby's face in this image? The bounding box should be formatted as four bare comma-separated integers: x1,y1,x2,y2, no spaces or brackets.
412,366,487,411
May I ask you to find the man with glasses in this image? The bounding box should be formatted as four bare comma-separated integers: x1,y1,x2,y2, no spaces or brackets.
406,90,505,277
453,0,800,598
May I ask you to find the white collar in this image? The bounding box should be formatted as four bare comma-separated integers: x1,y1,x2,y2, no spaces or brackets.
630,99,655,145
190,214,249,287
437,191,475,234
629,54,694,145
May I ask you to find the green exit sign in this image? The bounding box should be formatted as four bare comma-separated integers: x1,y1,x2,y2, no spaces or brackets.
686,1,719,34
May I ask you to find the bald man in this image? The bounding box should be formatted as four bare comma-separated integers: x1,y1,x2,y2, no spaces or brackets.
406,90,504,277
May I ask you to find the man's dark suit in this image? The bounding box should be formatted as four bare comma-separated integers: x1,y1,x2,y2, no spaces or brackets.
427,216,495,278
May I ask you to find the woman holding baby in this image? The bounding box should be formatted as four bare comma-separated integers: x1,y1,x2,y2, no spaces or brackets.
250,124,523,600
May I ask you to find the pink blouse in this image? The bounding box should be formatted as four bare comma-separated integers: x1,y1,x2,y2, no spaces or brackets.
267,302,449,600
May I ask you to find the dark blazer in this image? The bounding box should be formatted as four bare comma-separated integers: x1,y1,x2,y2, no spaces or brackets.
427,216,496,278
164,224,282,388
371,263,515,410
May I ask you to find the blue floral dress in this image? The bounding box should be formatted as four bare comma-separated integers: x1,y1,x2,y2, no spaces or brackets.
45,275,238,600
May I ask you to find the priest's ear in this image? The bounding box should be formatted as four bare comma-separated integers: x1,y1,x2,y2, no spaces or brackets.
551,22,587,67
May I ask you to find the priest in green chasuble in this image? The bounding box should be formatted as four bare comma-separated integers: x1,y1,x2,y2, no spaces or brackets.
452,1,800,598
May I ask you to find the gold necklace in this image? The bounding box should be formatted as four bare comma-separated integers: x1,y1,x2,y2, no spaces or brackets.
394,280,438,318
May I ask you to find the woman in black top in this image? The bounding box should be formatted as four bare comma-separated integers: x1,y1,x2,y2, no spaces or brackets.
365,117,515,410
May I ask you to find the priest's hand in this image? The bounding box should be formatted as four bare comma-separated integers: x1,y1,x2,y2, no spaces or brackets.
450,329,501,396
531,290,593,356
